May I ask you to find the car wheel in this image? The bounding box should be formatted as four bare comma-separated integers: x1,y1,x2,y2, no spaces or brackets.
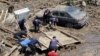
73,24,84,29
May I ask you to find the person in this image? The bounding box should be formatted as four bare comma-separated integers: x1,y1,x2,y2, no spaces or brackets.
14,31,27,41
49,36,59,51
95,0,99,6
8,5,14,13
19,38,31,54
18,19,27,32
33,18,42,32
43,9,51,24
82,1,86,7
80,1,86,10
49,17,58,28
48,50,58,56
19,38,41,55
28,38,41,55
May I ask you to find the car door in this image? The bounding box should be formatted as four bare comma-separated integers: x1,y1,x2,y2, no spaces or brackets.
51,11,60,18
58,12,69,24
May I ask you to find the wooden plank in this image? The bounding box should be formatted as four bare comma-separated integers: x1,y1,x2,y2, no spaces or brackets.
57,28,82,42
12,50,19,56
5,46,18,56
2,10,8,24
0,1,13,5
6,13,15,23
0,10,3,20
0,26,15,34
10,46,21,56
38,36,51,50
0,10,4,22
0,40,13,48
44,31,78,46
4,40,13,48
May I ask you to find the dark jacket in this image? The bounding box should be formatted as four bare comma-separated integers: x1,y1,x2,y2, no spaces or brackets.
14,31,27,41
33,19,41,26
49,38,59,50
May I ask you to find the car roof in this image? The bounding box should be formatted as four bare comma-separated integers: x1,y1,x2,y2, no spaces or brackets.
51,5,86,20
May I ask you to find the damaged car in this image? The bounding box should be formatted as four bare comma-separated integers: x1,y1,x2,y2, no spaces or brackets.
36,5,88,28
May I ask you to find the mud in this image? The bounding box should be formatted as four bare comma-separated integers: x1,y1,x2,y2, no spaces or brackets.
0,0,100,56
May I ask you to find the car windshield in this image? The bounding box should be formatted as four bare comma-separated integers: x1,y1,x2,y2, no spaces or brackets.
66,6,86,20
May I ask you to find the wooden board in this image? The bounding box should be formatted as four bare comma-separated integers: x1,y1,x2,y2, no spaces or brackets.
38,36,51,50
44,31,78,46
5,46,18,56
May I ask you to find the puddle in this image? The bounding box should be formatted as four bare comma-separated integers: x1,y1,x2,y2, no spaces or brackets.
83,33,100,43
62,33,100,56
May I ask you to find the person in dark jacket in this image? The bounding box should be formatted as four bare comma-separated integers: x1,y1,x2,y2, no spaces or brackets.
43,9,51,24
49,36,59,51
8,5,14,13
19,38,41,56
28,38,41,55
14,31,27,41
33,18,41,32
19,38,31,54
49,17,58,28
18,19,27,32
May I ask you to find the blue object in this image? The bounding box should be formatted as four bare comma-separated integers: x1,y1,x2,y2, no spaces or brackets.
30,38,39,45
20,38,31,47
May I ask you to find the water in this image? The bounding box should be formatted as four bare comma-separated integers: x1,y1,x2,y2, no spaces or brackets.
62,33,100,56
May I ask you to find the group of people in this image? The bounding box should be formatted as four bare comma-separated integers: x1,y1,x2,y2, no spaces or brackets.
33,9,58,32
14,31,59,56
43,9,58,27
14,9,59,56
18,9,58,33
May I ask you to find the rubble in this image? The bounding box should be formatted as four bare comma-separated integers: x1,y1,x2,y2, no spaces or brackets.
0,0,100,56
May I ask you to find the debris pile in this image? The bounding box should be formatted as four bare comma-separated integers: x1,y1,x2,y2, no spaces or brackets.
0,0,100,56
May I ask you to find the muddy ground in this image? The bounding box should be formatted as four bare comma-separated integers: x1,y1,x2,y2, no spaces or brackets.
0,0,100,56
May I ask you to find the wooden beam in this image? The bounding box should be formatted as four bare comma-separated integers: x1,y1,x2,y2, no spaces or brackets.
41,31,62,46
57,28,81,43
0,10,4,21
2,10,8,24
0,26,15,34
38,36,50,50
4,40,13,48
4,46,18,56
0,40,4,44
0,0,13,5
